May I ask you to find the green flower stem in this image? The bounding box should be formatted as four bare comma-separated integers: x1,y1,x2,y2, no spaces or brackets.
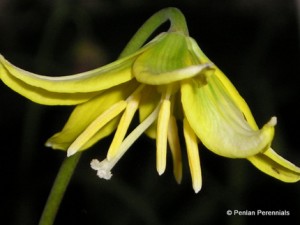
38,153,81,225
119,7,188,58
38,7,185,225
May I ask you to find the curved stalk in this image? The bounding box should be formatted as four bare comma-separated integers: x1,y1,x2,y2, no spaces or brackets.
119,7,188,58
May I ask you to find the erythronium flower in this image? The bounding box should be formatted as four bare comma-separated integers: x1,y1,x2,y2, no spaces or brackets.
1,8,300,193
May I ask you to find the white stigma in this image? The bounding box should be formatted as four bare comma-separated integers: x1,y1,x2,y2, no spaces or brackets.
90,159,113,180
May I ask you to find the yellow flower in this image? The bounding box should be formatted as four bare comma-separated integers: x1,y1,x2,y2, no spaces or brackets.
1,13,300,193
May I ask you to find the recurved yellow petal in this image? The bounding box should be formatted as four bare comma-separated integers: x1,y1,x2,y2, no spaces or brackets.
0,40,161,105
0,59,99,105
0,55,137,104
248,148,300,182
181,72,276,158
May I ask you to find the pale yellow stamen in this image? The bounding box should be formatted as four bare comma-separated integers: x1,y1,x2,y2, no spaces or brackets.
91,104,160,179
107,86,144,160
167,115,183,183
156,96,171,175
67,101,127,156
183,118,202,193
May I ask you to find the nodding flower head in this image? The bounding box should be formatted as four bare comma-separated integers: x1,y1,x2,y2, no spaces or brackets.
1,8,299,193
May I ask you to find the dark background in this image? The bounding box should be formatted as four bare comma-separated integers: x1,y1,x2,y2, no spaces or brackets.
1,0,299,224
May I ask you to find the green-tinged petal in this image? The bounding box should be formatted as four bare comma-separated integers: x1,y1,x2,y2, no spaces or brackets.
248,148,300,182
46,81,139,151
214,69,258,130
133,32,211,85
0,49,144,92
181,72,276,158
139,85,161,139
188,38,258,130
